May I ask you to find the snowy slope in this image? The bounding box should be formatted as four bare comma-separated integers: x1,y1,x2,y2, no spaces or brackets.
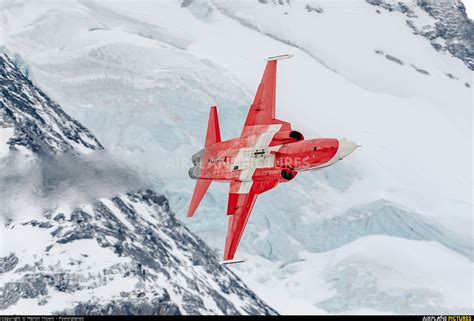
0,52,276,315
238,235,473,314
0,189,276,315
0,51,103,154
1,0,472,314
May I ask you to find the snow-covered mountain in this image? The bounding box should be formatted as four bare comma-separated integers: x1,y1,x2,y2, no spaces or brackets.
0,52,276,315
367,0,473,70
0,50,103,155
1,0,472,314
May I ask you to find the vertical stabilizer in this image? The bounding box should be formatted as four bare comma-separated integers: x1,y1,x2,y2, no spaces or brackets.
205,106,221,147
187,106,221,217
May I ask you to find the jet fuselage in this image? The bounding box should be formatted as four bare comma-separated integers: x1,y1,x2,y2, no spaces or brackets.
187,54,358,261
189,134,357,183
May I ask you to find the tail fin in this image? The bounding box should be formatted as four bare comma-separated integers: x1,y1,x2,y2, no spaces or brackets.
187,179,212,217
187,106,221,217
205,106,221,147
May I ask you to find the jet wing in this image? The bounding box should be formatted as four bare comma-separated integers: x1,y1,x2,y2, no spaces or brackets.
241,55,293,136
224,180,279,260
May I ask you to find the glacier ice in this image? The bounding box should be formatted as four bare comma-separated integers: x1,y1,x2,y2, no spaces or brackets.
1,0,472,314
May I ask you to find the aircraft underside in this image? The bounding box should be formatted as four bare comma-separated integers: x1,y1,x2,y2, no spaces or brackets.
187,55,358,261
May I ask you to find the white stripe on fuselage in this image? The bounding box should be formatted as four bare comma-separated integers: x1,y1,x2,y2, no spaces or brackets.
231,124,282,194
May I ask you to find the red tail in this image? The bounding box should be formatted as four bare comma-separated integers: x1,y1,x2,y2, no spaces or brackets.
187,179,212,217
205,106,221,147
187,106,221,217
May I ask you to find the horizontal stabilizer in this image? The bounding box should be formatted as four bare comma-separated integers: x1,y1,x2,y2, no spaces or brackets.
187,178,212,217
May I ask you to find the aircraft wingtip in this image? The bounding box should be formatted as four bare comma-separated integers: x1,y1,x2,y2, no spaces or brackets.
220,259,246,265
265,54,294,61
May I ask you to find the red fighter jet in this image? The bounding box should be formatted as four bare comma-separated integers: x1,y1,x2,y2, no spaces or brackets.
188,54,358,263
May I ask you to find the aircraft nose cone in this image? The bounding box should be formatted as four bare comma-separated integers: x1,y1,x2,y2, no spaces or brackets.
337,139,358,160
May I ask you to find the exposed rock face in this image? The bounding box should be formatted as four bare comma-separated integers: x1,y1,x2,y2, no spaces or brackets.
1,190,277,315
0,52,103,154
0,53,277,315
367,0,474,70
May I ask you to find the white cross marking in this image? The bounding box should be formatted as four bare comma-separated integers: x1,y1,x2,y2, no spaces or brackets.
232,124,282,194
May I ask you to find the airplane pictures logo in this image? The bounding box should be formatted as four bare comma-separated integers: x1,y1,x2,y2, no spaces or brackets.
423,316,472,321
